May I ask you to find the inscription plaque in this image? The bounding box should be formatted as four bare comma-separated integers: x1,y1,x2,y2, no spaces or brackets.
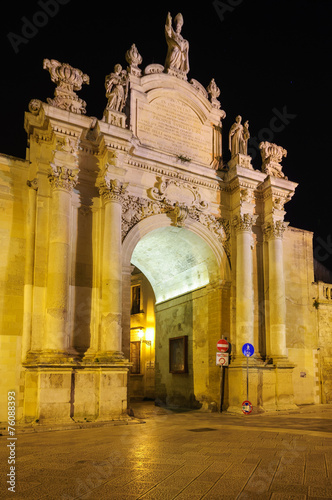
136,96,213,165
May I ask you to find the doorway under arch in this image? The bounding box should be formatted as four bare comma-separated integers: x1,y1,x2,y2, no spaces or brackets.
122,216,231,410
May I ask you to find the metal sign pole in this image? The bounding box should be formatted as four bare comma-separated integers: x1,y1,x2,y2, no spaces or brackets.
246,355,249,401
220,364,224,413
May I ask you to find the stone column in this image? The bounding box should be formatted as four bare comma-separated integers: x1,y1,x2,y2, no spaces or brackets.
44,164,78,358
233,213,256,357
99,179,128,359
264,220,288,360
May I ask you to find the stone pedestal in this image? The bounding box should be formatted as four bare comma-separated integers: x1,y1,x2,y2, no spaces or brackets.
22,364,130,423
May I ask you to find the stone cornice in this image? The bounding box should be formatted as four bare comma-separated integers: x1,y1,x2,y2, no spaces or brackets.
127,158,223,191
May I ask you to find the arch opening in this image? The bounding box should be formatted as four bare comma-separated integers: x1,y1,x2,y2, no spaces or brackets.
126,223,228,410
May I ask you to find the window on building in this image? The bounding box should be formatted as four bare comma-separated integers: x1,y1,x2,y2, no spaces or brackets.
131,285,141,314
130,341,141,374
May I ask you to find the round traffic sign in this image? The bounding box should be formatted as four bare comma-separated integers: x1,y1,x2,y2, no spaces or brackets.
242,343,254,357
242,401,253,414
217,339,229,353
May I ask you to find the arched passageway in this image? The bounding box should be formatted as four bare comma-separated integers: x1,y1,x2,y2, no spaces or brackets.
122,216,231,410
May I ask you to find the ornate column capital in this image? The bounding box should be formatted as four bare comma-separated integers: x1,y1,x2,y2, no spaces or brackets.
263,220,289,240
48,164,78,191
232,213,257,233
99,178,129,204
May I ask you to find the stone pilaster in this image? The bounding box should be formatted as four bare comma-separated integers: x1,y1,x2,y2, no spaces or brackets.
22,179,38,362
98,178,128,360
43,163,78,359
232,213,256,357
263,220,289,361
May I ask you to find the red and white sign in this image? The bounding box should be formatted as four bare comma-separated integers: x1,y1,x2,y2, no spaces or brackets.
216,353,229,366
217,339,229,353
242,401,253,414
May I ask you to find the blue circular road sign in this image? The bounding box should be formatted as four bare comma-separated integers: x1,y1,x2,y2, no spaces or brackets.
242,343,254,357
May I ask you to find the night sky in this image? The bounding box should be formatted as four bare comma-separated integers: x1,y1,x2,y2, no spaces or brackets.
2,0,332,270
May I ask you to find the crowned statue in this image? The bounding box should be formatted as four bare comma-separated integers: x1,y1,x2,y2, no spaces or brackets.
164,12,189,78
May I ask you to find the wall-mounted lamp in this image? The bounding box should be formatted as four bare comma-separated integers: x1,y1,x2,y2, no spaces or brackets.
131,327,151,346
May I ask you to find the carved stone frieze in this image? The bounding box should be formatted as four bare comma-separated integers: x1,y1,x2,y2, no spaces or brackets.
43,59,90,114
148,176,208,211
121,195,165,240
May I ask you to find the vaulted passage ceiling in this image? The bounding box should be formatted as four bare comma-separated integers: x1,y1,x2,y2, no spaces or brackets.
131,226,217,303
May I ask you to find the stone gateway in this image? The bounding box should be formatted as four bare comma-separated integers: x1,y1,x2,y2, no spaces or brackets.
0,13,332,424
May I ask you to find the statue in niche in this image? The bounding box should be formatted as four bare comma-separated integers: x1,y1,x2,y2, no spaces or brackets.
105,64,129,112
240,120,250,155
229,115,243,158
164,12,189,75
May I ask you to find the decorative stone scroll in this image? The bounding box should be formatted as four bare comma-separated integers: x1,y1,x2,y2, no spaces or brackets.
43,59,90,114
259,141,287,179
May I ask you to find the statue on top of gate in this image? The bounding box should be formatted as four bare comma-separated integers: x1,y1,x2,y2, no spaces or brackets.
164,12,189,79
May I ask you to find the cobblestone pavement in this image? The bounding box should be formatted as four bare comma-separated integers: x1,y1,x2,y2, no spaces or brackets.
1,402,332,500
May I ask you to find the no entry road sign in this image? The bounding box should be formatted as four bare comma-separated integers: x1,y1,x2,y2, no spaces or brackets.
242,400,253,414
217,339,229,353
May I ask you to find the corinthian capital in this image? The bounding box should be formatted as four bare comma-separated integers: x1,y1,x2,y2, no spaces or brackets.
99,178,128,203
232,213,257,233
263,220,289,240
48,164,78,191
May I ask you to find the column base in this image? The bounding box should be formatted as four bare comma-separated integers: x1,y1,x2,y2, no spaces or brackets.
226,361,297,413
24,349,80,366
